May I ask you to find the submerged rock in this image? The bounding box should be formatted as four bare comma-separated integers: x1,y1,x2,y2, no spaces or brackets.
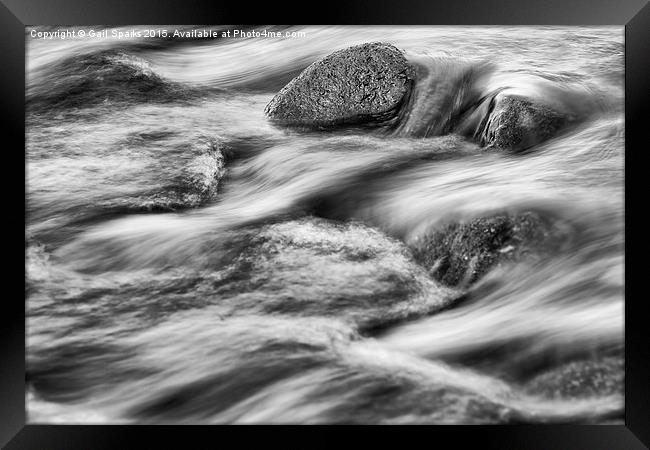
199,217,454,331
456,71,602,151
87,135,227,214
476,94,569,152
411,211,571,287
525,357,623,399
27,51,190,113
137,136,226,211
264,42,415,129
27,133,227,247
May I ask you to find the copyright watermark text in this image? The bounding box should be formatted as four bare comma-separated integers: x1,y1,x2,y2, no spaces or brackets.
29,28,307,40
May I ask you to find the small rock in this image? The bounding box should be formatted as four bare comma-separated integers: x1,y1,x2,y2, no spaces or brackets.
477,94,568,152
411,211,571,287
525,357,623,399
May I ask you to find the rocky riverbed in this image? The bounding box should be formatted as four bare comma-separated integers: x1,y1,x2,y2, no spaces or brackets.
26,26,624,424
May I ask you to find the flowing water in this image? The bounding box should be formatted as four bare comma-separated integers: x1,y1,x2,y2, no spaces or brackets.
25,26,624,424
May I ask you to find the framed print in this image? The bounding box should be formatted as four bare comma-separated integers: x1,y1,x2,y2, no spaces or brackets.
3,0,649,447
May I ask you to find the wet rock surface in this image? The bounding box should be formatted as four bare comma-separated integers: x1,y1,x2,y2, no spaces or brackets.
477,94,569,152
411,211,571,287
27,134,226,247
264,43,589,152
264,42,415,129
201,218,454,332
525,357,623,399
135,136,226,211
27,51,192,113
26,29,624,424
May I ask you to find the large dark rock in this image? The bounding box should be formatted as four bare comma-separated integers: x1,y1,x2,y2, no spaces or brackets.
264,42,415,129
525,357,623,399
411,211,570,288
476,94,569,152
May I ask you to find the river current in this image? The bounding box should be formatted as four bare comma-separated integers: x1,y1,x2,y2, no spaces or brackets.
26,26,624,424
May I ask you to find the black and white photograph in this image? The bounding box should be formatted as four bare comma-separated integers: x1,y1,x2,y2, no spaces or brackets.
25,25,624,425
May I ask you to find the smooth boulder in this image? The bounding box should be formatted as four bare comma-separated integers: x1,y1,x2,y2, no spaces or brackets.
264,42,415,129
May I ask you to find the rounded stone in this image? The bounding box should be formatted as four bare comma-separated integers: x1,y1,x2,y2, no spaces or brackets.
264,42,415,129
478,94,568,152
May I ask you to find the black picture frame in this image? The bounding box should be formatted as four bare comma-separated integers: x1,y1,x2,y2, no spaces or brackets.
3,0,648,447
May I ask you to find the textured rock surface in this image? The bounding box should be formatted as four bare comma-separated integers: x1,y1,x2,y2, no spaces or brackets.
525,357,623,399
478,94,568,152
147,153,224,209
30,135,227,248
411,211,570,287
264,42,415,128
